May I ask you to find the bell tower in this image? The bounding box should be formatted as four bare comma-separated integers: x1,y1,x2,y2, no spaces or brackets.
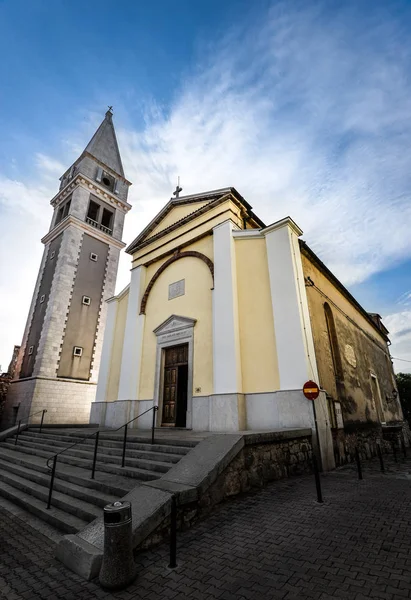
3,109,131,427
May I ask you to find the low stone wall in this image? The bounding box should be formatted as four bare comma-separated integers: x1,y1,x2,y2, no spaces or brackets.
139,431,312,550
332,420,410,466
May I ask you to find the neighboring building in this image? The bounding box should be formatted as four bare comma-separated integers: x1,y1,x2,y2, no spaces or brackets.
1,110,131,429
91,186,403,469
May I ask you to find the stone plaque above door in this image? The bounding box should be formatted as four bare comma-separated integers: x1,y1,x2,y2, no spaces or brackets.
168,279,185,300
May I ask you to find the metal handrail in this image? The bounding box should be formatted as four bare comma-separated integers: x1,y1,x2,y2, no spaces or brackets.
15,409,47,446
45,405,158,509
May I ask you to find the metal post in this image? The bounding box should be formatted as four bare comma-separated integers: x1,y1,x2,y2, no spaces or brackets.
91,432,99,479
355,447,363,480
169,495,177,568
151,406,157,445
312,455,323,503
121,424,127,468
39,410,46,433
47,455,57,509
377,443,385,472
392,441,397,463
14,420,21,446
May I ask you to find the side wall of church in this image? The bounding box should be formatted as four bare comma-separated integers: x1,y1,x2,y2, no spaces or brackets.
234,237,280,393
301,252,402,429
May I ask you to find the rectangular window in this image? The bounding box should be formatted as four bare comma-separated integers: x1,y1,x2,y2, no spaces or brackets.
73,346,83,357
90,252,98,262
40,294,45,303
50,250,55,259
82,296,91,306
327,396,337,429
62,200,71,219
87,200,100,222
101,208,113,230
28,346,34,355
55,206,64,225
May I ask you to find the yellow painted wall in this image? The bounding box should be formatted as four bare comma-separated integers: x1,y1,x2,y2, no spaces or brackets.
235,238,280,393
138,235,214,400
302,253,402,424
147,200,212,239
105,292,129,401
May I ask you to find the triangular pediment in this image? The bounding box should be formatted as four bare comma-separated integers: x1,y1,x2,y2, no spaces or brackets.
153,315,197,336
146,200,212,240
126,188,243,254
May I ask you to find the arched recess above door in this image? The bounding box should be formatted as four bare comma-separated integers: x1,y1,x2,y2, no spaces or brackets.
140,250,214,314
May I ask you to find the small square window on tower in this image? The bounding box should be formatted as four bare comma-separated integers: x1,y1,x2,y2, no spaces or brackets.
82,296,91,306
50,250,55,259
73,346,83,357
40,294,45,303
90,252,98,262
28,346,34,355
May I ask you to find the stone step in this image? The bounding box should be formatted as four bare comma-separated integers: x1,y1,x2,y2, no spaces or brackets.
0,480,88,534
0,467,101,522
19,432,184,462
40,428,200,449
1,441,161,481
10,438,172,473
20,431,195,456
0,447,135,496
0,458,120,508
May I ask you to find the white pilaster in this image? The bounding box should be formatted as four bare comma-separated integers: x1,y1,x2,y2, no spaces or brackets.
265,218,318,389
95,298,118,401
118,266,146,400
212,221,242,394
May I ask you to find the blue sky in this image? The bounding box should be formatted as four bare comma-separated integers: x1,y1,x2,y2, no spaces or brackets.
0,0,410,373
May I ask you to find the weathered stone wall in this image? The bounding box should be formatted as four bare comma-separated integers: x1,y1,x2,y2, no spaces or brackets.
332,421,411,466
139,434,312,551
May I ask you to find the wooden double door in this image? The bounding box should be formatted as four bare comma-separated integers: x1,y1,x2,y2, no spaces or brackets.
162,344,188,427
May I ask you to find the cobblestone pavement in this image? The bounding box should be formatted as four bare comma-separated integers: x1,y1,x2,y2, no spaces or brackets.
1,454,411,600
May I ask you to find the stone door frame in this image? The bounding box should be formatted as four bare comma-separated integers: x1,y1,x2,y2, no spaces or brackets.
153,315,196,429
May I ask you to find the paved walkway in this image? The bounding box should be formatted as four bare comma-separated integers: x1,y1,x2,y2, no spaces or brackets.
1,454,411,600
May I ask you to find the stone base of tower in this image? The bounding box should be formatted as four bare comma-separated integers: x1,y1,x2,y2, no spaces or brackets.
1,377,96,430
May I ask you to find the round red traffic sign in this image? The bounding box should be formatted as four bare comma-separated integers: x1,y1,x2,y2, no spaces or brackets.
303,380,320,400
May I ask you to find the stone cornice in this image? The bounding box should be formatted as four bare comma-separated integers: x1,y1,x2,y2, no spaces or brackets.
262,216,303,237
50,173,132,213
41,214,126,250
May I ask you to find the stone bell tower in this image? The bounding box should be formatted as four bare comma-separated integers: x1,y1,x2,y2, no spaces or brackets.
3,109,131,428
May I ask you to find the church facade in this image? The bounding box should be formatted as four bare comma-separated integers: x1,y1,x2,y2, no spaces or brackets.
2,110,131,429
92,186,403,469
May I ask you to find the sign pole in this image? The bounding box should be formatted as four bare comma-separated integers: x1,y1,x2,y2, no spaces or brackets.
303,380,323,472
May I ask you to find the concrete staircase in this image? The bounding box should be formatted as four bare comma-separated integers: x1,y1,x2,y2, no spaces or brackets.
0,428,196,535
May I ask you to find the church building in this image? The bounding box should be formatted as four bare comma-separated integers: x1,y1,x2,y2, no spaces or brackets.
2,110,131,428
92,186,403,469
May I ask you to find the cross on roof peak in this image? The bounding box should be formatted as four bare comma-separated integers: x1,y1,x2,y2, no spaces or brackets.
173,176,183,198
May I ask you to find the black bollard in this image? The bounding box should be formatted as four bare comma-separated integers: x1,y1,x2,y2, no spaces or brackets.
402,439,407,459
392,442,397,463
169,496,177,568
355,447,363,480
377,443,385,472
312,455,323,503
99,501,138,590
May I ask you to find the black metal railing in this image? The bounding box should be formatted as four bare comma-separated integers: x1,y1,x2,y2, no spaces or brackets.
15,409,47,446
45,405,158,509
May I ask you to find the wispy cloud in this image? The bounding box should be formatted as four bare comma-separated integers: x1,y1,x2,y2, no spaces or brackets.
1,0,411,371
117,1,411,289
384,311,411,374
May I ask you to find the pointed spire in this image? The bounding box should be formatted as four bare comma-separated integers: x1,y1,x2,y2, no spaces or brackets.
84,108,125,177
